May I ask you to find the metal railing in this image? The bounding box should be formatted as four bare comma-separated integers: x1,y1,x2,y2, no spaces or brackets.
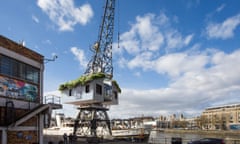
148,137,240,144
44,95,61,105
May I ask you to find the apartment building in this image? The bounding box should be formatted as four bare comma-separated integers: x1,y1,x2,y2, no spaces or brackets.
0,35,60,144
201,103,240,130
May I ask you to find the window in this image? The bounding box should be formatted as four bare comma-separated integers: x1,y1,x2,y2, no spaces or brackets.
69,89,72,96
96,84,102,95
85,85,90,93
0,56,13,75
0,54,40,84
114,91,118,100
26,66,39,83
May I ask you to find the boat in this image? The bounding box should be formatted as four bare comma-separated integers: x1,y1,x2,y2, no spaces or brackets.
111,118,151,142
43,113,74,136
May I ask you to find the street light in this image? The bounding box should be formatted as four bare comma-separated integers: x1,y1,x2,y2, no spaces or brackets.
44,54,58,63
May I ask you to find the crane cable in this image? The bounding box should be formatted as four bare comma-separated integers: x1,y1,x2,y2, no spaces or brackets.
117,0,120,49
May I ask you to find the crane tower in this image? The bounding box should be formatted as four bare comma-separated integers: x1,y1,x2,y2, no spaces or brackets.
59,0,120,139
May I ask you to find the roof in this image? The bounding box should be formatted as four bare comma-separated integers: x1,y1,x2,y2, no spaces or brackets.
205,103,240,110
0,35,44,64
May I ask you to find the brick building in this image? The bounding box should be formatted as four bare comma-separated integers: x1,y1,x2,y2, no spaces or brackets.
0,35,60,144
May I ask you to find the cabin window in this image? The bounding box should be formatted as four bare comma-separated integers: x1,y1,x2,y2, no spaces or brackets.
85,85,90,93
114,91,118,100
96,84,102,95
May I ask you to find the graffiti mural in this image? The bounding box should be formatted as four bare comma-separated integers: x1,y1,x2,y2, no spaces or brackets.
0,76,38,101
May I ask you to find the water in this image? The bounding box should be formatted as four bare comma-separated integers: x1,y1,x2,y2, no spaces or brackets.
148,130,240,144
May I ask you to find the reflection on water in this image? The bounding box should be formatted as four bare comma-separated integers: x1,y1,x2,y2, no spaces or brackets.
148,131,240,144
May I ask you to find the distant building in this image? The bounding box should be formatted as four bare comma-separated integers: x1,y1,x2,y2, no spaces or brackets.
0,35,60,144
201,103,240,130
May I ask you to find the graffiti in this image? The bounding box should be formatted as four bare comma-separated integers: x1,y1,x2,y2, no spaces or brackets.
0,76,38,101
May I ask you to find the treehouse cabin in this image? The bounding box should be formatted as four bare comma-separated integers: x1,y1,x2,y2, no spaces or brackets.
59,73,120,105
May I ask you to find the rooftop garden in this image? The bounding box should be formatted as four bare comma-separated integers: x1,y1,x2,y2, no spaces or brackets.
58,72,121,93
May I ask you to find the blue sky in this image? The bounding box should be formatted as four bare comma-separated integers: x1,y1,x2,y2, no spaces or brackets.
1,0,240,118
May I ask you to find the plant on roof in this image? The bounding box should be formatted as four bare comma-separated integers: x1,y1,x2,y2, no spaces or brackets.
59,72,106,91
112,80,121,93
59,72,121,93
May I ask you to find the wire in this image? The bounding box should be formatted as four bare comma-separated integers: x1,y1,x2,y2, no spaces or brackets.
117,0,120,49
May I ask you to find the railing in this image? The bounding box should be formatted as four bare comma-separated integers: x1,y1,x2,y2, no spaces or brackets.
148,137,240,144
44,95,61,105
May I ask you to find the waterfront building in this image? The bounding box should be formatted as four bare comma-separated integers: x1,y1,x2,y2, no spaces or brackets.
201,103,240,130
0,35,61,144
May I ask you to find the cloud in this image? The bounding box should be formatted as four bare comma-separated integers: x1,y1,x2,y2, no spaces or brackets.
32,15,39,23
119,13,165,55
37,0,93,31
110,49,240,118
70,47,88,68
127,51,154,70
166,30,194,50
216,4,225,12
42,39,52,45
112,11,240,118
116,12,194,71
154,52,208,77
205,14,240,39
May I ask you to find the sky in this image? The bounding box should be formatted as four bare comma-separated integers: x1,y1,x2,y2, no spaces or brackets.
1,0,240,119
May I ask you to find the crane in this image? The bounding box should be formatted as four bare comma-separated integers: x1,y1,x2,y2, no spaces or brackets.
85,0,115,78
58,0,120,140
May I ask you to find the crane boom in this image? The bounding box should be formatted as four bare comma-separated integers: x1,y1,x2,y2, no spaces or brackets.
85,0,116,78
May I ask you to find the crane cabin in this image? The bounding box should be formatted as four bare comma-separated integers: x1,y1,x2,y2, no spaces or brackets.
59,73,121,106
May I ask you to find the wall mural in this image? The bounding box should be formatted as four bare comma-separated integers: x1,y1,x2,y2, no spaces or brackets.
0,76,38,101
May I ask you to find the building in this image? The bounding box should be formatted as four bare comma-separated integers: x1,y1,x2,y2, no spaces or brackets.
0,35,61,144
201,103,240,130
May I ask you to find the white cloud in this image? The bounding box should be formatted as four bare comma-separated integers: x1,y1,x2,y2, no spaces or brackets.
37,0,93,31
206,14,240,39
32,15,39,23
154,52,208,77
109,49,240,118
113,12,240,118
119,13,165,55
216,4,225,12
70,47,88,68
42,39,52,45
127,51,154,70
116,12,194,72
166,30,194,50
